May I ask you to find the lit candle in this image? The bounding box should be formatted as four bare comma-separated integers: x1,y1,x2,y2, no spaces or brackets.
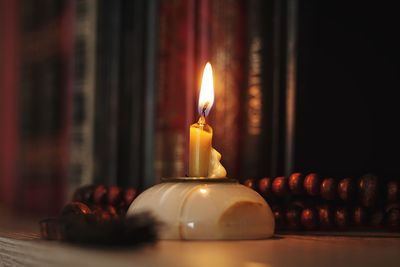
188,63,214,177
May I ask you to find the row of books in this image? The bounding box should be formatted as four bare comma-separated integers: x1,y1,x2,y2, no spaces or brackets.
155,0,289,180
0,0,74,214
0,0,287,215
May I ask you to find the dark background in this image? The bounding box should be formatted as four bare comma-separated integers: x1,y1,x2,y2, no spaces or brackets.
294,1,400,178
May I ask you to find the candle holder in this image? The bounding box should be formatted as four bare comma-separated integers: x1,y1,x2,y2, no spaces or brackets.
127,177,275,240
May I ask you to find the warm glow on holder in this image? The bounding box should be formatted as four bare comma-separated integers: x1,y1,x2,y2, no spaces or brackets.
198,62,214,117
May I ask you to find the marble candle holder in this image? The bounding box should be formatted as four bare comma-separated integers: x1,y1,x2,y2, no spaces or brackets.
127,177,275,240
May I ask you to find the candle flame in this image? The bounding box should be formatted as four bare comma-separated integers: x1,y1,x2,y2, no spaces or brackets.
198,62,214,117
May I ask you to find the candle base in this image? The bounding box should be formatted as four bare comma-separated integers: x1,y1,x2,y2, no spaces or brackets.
127,177,275,240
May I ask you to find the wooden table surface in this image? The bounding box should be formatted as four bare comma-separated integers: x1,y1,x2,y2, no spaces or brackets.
1,208,399,267
1,232,400,267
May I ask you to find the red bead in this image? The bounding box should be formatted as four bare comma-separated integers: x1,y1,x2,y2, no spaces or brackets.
288,173,304,195
91,205,110,222
353,206,368,227
105,205,118,219
358,174,379,207
370,210,385,229
304,173,320,196
301,208,318,230
107,186,123,206
272,176,288,197
123,187,138,206
258,177,273,198
387,180,400,203
61,202,91,218
72,185,96,204
386,203,400,231
243,178,256,190
338,178,355,202
93,185,108,205
320,178,337,200
272,206,286,230
334,207,349,230
317,205,333,230
286,207,302,230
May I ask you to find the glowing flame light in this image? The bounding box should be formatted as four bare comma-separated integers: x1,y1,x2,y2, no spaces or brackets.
198,62,214,117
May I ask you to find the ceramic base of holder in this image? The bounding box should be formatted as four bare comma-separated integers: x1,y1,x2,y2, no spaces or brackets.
127,178,275,240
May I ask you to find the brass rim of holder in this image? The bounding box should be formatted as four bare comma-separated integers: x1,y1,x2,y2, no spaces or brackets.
161,177,238,183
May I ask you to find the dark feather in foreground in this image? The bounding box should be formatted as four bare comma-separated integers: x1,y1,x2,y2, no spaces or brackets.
40,211,158,246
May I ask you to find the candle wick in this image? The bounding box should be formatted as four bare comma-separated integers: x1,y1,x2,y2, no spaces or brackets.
198,113,206,125
202,102,209,117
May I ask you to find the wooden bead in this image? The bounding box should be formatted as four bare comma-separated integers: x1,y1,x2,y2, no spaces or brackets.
353,206,368,227
286,207,302,230
338,178,356,202
386,204,400,231
258,177,273,198
301,208,318,230
105,205,119,219
101,210,113,222
61,202,91,218
107,186,123,206
370,210,385,229
243,178,256,190
72,187,84,202
93,184,108,205
387,180,400,203
272,176,288,197
358,174,379,207
272,206,286,230
117,205,129,216
72,185,96,204
91,205,112,221
304,173,320,196
317,205,333,230
288,173,304,195
123,187,138,206
320,178,337,200
334,207,349,230
39,218,62,240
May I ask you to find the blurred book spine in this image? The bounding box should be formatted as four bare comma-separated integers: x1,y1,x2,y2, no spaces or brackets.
155,0,195,179
154,0,248,179
71,0,158,190
0,0,19,206
240,0,276,179
69,0,97,197
92,0,121,185
117,0,149,189
113,0,159,189
0,0,74,214
209,0,246,178
142,0,158,188
117,0,144,188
